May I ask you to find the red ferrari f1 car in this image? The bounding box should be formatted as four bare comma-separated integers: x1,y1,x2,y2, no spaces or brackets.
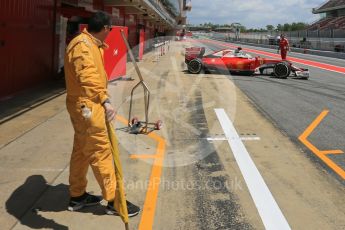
185,47,309,79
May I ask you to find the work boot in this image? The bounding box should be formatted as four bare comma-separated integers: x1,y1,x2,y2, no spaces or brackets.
105,200,140,217
68,192,101,211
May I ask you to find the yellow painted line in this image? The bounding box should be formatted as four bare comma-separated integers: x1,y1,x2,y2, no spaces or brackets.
138,135,165,230
321,150,344,155
130,154,159,159
299,110,328,141
298,110,345,180
116,115,128,124
115,115,165,230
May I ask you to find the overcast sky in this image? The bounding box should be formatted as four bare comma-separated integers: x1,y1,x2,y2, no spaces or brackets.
187,0,327,28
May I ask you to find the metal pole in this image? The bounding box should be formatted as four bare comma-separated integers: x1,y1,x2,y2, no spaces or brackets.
120,30,151,130
120,30,144,82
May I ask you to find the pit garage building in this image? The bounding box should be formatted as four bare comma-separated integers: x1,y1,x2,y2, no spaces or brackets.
0,0,191,99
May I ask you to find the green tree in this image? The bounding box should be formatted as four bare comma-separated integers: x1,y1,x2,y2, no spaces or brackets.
276,24,283,31
266,25,274,31
283,23,290,31
239,25,247,32
290,22,308,31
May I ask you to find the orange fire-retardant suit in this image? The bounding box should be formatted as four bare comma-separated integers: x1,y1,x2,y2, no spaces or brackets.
64,29,116,201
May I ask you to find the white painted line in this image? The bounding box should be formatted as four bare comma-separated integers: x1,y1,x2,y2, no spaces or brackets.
241,137,261,141
207,137,228,141
207,137,261,141
215,108,291,230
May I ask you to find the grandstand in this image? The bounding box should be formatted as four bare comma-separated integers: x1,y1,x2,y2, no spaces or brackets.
310,0,345,30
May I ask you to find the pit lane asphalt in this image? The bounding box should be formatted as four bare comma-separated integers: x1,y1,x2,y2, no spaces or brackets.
194,39,345,183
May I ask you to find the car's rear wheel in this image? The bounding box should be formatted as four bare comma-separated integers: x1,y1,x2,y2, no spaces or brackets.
187,59,203,74
274,62,290,79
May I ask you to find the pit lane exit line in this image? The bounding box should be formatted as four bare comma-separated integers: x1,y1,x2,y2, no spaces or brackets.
202,39,345,75
116,115,166,230
298,110,345,180
215,108,291,230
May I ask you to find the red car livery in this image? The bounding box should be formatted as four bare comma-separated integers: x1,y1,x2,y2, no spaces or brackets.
185,47,309,79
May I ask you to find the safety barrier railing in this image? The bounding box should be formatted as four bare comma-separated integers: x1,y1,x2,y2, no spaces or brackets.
153,40,170,62
209,31,345,53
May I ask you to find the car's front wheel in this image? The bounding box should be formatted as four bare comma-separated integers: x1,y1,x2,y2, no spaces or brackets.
187,59,203,74
273,62,290,79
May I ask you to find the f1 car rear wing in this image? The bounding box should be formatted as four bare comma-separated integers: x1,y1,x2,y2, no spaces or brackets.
185,47,205,63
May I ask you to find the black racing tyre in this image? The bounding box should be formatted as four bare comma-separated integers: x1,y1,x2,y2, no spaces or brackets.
187,59,203,74
273,62,290,79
